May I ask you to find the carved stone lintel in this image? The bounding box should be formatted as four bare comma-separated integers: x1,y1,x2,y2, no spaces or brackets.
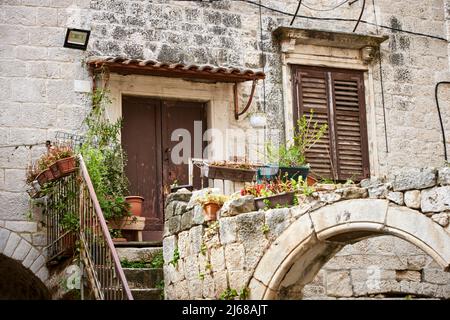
280,38,296,53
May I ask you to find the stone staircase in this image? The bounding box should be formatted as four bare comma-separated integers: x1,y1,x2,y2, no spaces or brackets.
116,245,164,300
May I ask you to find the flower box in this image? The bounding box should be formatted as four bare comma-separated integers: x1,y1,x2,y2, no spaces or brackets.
57,156,77,176
201,164,256,182
254,191,296,210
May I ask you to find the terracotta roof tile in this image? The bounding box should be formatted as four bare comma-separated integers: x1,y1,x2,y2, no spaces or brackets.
87,56,265,83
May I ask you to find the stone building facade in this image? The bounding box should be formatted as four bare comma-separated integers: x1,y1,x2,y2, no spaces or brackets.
0,0,450,298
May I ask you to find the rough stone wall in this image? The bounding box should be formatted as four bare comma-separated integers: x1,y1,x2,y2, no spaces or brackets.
163,167,450,299
298,235,450,299
0,0,91,252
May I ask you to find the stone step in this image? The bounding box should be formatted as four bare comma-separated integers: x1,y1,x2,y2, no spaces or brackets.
116,247,162,263
114,241,162,247
123,268,163,289
131,288,163,300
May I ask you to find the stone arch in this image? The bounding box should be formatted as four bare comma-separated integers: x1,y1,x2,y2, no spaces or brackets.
0,226,50,297
248,199,450,299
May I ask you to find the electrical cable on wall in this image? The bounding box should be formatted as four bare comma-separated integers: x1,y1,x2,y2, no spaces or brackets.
238,0,448,42
352,0,366,32
301,0,351,12
290,0,303,25
435,82,450,161
378,59,389,153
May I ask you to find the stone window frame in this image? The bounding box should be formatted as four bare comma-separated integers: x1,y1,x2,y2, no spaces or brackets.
274,27,388,178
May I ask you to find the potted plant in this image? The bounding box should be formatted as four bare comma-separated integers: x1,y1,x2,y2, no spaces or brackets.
125,196,144,216
53,145,77,176
194,191,229,221
241,178,300,210
36,152,56,185
201,160,257,182
265,111,327,181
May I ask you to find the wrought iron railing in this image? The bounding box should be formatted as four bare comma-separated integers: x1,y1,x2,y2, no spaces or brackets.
46,173,78,262
45,155,133,300
78,155,133,300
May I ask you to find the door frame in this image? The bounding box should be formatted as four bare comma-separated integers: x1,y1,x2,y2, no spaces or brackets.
121,96,207,240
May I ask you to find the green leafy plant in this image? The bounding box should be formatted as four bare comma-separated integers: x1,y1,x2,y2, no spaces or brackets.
150,252,164,268
194,191,229,207
262,224,270,234
109,229,123,239
266,111,327,166
241,178,298,198
50,144,75,160
219,288,239,300
169,247,180,267
61,212,80,232
156,279,165,299
121,258,150,268
239,287,250,300
80,88,131,221
200,242,207,256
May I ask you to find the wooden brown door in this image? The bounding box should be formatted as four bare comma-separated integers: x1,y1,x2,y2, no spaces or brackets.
161,100,206,191
122,96,206,241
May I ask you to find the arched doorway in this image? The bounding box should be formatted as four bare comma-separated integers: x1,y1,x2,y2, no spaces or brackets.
0,254,50,299
248,199,450,299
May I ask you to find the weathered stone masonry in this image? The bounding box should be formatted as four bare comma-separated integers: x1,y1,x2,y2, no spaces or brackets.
163,167,450,299
1,0,450,294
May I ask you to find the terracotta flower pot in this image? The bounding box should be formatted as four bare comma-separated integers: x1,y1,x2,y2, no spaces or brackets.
306,175,317,186
49,162,62,179
125,196,144,216
57,156,77,176
203,202,221,221
43,168,55,181
36,171,48,186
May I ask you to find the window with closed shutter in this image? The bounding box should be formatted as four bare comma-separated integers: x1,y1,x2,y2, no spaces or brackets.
292,66,370,181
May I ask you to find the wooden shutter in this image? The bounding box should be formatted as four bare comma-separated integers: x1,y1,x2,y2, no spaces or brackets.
293,66,370,181
294,68,334,179
331,71,370,180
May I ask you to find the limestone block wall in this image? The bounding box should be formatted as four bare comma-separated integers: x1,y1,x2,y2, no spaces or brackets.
0,0,91,249
163,167,450,299
299,235,450,299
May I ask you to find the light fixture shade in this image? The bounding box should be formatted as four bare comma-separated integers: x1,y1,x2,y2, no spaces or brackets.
249,112,267,128
63,28,90,50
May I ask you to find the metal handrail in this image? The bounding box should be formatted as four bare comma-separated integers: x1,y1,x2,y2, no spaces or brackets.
78,154,133,300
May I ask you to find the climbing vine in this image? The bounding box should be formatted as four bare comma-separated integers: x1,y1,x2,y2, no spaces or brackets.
80,88,131,221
